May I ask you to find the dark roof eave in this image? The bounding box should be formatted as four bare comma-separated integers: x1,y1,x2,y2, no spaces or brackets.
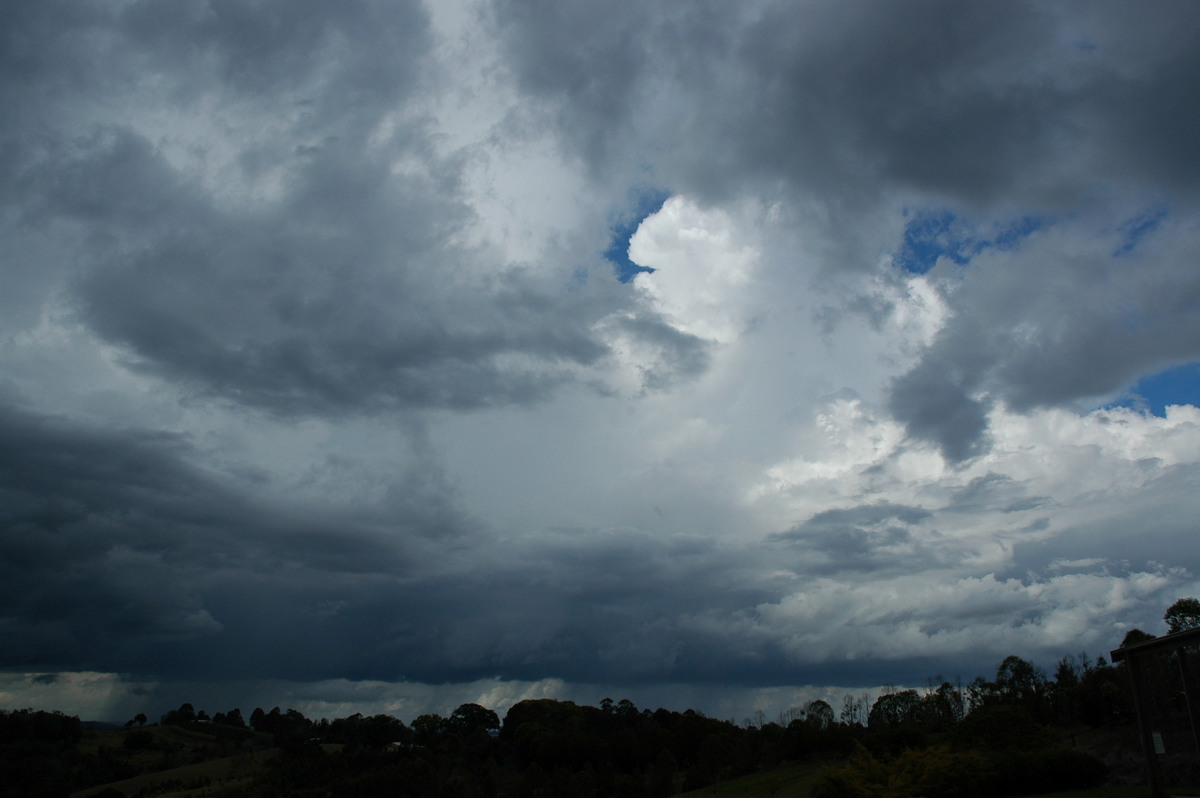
1111,626,1200,662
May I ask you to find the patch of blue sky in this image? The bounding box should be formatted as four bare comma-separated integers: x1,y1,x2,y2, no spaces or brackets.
604,187,671,283
1113,206,1168,257
1109,362,1200,417
895,209,1046,274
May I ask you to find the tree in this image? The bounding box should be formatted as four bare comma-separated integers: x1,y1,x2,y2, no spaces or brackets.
1053,656,1081,689
161,703,196,726
1051,657,1083,724
1164,597,1200,633
920,682,964,730
411,713,444,747
1121,628,1155,647
329,713,411,747
868,690,922,729
994,655,1047,715
840,694,867,727
446,702,500,736
804,700,834,730
1075,659,1129,726
444,702,499,752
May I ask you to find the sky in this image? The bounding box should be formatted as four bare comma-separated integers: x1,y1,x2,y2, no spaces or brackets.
3,0,1200,725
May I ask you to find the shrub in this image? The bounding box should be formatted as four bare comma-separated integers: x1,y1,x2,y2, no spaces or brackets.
990,748,1108,795
813,742,1106,798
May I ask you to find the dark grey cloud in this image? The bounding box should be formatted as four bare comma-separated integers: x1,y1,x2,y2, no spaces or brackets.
0,396,1188,697
888,358,991,463
0,402,784,686
771,502,934,574
886,208,1200,458
0,402,470,675
3,400,995,690
0,0,704,418
945,473,1049,514
119,0,429,105
75,203,614,414
493,0,1200,208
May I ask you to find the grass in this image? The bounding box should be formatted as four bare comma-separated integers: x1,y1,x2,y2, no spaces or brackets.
1024,790,1200,798
678,761,826,797
676,760,1200,798
71,723,278,798
70,748,276,797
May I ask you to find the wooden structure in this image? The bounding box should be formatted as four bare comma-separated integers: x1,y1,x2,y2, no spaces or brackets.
1111,626,1200,795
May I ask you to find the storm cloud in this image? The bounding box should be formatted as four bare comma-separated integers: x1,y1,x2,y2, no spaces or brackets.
3,0,1200,721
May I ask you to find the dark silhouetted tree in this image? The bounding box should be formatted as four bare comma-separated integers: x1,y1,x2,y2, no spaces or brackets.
994,655,1047,717
447,702,499,736
1122,628,1155,647
161,702,196,725
411,713,444,747
868,690,922,729
920,682,964,730
805,699,834,730
1165,597,1200,633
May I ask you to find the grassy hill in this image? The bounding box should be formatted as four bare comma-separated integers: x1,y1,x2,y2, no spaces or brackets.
71,748,276,798
69,722,277,798
678,761,826,797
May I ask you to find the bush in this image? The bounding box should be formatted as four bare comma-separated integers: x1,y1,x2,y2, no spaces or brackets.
813,742,1107,798
814,744,990,798
951,704,1048,752
990,748,1108,795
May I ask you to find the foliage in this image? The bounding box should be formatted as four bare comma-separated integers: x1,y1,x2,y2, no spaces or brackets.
0,709,87,798
951,704,1050,752
1165,596,1200,633
160,701,196,725
0,685,1119,798
0,707,82,745
813,741,1106,798
867,689,922,730
325,712,411,748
